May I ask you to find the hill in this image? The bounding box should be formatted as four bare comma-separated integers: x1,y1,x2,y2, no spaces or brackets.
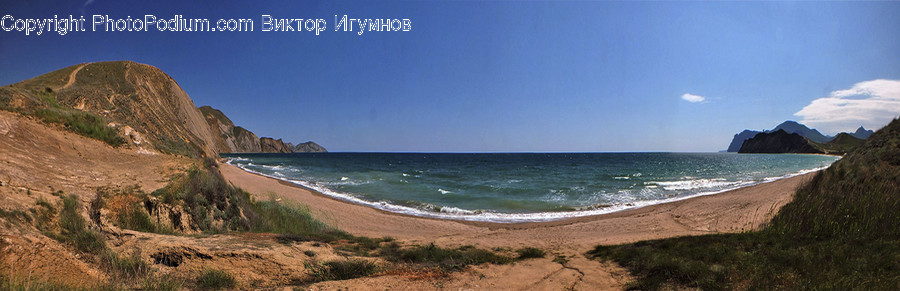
819,132,865,155
738,129,867,155
738,129,823,154
0,61,218,157
0,61,326,156
288,141,328,153
726,120,873,153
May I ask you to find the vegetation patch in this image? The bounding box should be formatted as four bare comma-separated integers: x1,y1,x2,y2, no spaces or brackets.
516,247,546,259
195,268,236,290
379,242,513,272
51,194,150,280
305,259,379,282
151,160,347,241
32,107,125,147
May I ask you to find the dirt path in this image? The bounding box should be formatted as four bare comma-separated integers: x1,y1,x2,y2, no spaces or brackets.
221,162,813,289
57,63,87,90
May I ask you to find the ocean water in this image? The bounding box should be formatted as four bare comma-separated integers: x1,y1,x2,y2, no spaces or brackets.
222,153,839,223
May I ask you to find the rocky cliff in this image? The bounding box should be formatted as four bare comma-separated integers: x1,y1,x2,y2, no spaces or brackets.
738,130,824,154
260,137,292,153
198,106,261,153
199,106,327,153
0,61,218,157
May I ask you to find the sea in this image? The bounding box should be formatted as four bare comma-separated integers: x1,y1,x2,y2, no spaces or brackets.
222,153,839,223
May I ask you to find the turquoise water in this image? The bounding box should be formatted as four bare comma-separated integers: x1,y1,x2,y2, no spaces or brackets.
222,153,839,222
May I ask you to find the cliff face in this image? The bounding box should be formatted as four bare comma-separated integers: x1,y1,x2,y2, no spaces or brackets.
0,61,218,157
287,141,328,153
231,127,262,153
198,106,327,153
738,130,823,154
198,106,261,153
259,137,292,153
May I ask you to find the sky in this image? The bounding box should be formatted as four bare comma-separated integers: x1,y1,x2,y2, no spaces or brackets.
2,1,900,152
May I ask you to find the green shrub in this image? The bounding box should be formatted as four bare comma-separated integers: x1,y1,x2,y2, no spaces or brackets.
305,259,378,282
152,164,345,240
381,243,512,271
58,195,106,254
55,194,149,280
515,247,545,259
141,274,182,291
196,269,235,290
33,108,125,147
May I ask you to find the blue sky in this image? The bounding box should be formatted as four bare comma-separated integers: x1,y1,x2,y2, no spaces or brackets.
2,1,900,152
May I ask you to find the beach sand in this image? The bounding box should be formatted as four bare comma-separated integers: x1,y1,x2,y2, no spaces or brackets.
220,162,815,289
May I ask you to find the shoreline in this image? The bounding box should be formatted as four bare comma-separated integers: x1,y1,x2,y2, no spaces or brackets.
220,161,818,249
222,158,829,224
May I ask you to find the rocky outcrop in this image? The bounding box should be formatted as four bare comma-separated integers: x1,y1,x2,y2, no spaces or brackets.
287,141,328,153
738,130,823,154
0,61,219,157
143,197,199,234
260,137,292,153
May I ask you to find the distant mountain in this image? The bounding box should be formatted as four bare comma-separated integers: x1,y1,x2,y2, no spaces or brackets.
850,126,874,139
771,121,831,144
726,120,873,152
738,130,823,154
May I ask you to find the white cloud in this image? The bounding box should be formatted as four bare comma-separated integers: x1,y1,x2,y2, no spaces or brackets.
681,93,705,103
795,79,900,134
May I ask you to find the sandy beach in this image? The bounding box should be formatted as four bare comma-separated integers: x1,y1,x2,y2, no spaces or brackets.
221,161,816,289
221,162,812,249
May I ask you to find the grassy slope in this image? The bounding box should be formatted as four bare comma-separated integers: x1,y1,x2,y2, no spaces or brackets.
813,132,867,155
589,118,900,290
